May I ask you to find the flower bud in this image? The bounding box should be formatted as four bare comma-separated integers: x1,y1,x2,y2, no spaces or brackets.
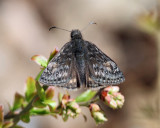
100,86,125,109
61,94,81,120
62,94,70,100
109,99,117,109
68,100,81,115
89,103,100,112
89,104,107,124
45,86,54,100
61,94,71,108
104,86,119,93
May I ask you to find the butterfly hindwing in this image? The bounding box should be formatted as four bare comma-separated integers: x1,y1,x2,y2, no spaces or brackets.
85,41,125,87
60,63,80,90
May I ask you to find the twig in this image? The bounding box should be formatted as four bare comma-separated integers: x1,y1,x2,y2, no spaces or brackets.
6,95,38,127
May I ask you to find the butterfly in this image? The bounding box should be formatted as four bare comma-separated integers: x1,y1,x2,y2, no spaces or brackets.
39,29,125,90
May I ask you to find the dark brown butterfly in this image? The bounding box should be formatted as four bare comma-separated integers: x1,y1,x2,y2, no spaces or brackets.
39,28,125,90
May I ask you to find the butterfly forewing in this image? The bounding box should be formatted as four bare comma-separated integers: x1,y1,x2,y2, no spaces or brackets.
85,41,125,87
39,42,73,86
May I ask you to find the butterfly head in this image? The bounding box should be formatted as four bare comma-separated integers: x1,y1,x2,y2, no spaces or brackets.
71,29,82,40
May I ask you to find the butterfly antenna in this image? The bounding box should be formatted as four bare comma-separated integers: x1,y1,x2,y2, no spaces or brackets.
81,21,97,32
49,26,71,32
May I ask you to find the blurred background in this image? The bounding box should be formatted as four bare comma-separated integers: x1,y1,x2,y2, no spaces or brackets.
0,0,159,128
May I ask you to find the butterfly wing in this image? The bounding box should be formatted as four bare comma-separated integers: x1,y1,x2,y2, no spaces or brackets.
85,41,125,88
39,42,75,87
60,61,81,90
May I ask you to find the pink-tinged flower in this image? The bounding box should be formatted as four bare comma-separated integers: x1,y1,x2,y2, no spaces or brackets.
104,86,119,93
61,94,71,108
89,104,107,124
100,86,125,109
68,101,81,114
61,94,81,120
109,99,117,109
62,94,70,100
66,100,81,117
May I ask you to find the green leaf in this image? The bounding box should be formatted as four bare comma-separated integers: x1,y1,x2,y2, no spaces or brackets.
45,87,54,100
25,77,36,102
43,100,57,112
32,97,46,108
47,48,58,64
35,69,45,81
11,93,24,111
30,108,50,115
20,112,30,123
0,106,3,128
31,55,47,67
2,121,13,128
76,90,96,103
36,82,45,100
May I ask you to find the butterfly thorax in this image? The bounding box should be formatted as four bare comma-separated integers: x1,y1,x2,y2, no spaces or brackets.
71,30,85,54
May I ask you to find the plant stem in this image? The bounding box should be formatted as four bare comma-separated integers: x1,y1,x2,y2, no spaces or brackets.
10,95,38,128
4,82,48,127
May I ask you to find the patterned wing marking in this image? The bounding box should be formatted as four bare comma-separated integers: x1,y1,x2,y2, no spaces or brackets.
85,41,125,86
59,65,80,90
